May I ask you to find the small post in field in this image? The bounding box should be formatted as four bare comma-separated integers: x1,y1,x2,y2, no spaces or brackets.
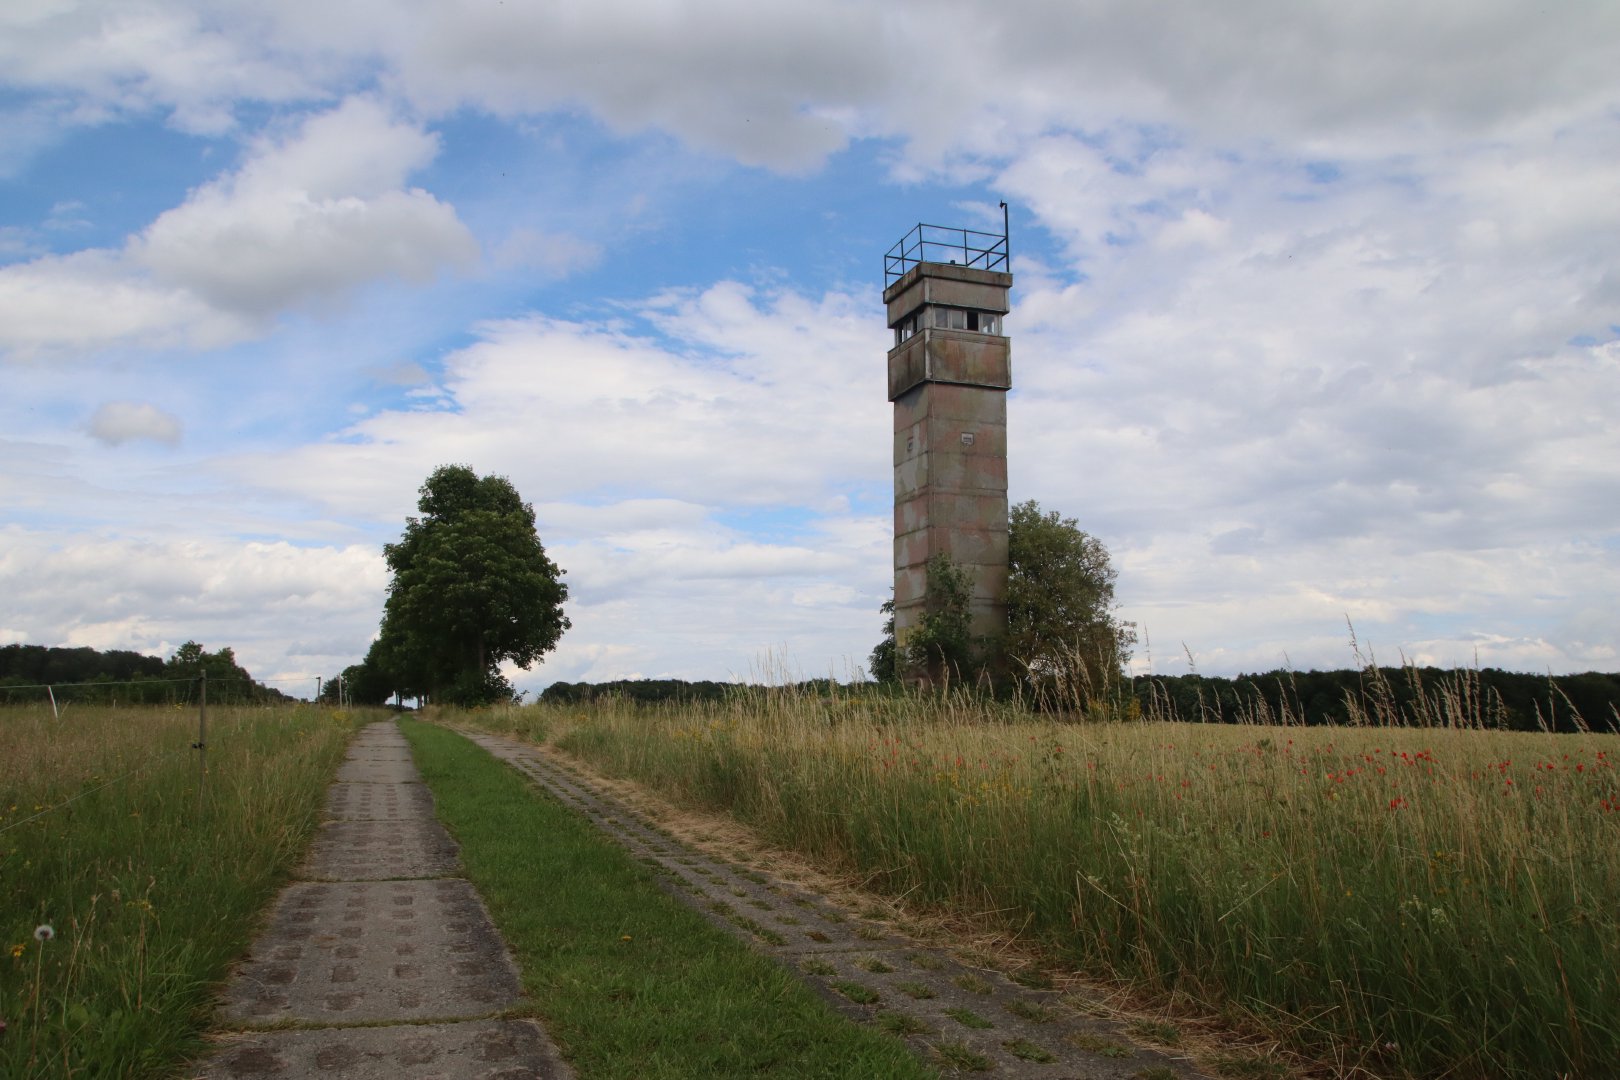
195,670,208,810
46,684,58,720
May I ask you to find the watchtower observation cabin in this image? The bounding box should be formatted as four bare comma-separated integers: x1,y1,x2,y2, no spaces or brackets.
883,210,1012,681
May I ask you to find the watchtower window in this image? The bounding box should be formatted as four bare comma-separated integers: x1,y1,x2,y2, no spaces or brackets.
895,311,922,346
931,307,1000,334
895,306,1002,346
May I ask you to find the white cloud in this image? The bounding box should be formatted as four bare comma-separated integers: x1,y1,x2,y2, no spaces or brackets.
6,1,1620,178
0,249,248,358
535,508,888,687
0,98,475,359
0,526,387,694
222,281,891,521
1118,534,1620,678
131,98,477,318
345,0,1620,172
992,120,1620,678
197,287,899,686
1156,208,1230,250
0,2,321,135
87,401,183,446
366,0,885,171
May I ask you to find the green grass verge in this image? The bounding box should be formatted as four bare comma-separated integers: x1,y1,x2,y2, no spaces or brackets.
399,719,936,1079
1,705,367,1078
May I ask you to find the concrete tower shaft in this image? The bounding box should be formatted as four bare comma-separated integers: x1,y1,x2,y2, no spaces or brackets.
884,260,1012,676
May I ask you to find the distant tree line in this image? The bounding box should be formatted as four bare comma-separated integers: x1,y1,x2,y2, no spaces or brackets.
0,642,290,705
1134,668,1620,734
539,679,740,705
520,669,1619,733
0,644,162,685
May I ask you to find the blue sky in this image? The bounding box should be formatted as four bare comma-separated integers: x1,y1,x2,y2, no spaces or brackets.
3,1,1618,697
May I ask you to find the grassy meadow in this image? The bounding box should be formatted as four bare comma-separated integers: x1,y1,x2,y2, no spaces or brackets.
0,703,367,1078
462,686,1619,1079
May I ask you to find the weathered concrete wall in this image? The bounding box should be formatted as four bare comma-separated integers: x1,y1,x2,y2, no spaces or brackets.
887,329,1012,399
884,263,1012,677
885,263,1013,326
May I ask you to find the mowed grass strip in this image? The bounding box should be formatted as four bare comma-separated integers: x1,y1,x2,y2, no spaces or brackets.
399,720,935,1080
0,704,367,1079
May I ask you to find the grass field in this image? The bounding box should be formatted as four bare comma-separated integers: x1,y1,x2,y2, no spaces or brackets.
461,690,1619,1079
0,703,366,1078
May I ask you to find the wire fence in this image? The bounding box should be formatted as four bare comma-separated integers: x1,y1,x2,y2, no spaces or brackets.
0,675,276,712
0,673,339,829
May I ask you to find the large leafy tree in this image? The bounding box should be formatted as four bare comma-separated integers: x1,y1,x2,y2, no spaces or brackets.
379,465,569,706
1006,500,1135,706
865,555,989,686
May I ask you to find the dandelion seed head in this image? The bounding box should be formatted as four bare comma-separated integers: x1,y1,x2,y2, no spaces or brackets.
33,924,54,941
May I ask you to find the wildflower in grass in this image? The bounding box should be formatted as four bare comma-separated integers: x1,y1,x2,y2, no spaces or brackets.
10,943,24,959
33,925,53,942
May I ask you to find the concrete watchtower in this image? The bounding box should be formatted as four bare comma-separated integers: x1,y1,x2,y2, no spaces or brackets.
883,208,1012,682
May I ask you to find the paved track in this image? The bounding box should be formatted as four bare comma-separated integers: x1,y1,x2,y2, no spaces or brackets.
462,726,1209,1080
190,720,572,1080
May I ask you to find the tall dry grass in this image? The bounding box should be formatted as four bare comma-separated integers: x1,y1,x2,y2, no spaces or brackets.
464,682,1619,1079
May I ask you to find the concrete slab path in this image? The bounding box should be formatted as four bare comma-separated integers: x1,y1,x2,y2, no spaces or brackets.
189,721,572,1080
460,727,1212,1080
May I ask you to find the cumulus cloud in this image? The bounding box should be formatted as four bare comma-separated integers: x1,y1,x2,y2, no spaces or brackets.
0,526,388,693
222,281,891,521
7,1,1620,177
0,98,475,358
538,507,888,687
87,401,183,446
0,249,249,358
132,97,478,318
0,2,320,136
991,114,1620,676
243,0,1620,173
